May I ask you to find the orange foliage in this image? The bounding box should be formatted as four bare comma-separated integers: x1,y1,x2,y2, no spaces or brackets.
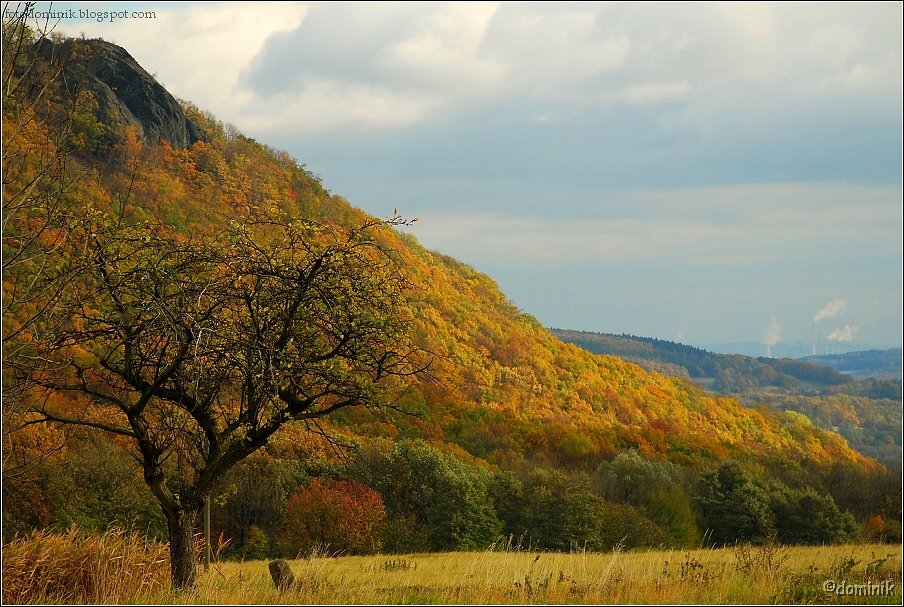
283,479,386,555
4,89,877,483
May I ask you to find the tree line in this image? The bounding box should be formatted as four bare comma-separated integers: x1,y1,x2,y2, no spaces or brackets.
6,434,899,561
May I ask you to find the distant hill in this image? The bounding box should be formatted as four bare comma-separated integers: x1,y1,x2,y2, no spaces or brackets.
800,349,902,381
549,329,856,393
552,329,902,468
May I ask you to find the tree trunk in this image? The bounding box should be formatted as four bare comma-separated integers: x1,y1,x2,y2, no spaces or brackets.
166,507,200,589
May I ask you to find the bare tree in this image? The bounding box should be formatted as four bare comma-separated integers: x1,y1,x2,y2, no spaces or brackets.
23,209,426,588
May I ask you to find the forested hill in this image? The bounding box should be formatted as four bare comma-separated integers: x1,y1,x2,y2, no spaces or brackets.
550,329,900,395
552,329,902,468
3,34,875,473
5,33,899,555
800,349,902,381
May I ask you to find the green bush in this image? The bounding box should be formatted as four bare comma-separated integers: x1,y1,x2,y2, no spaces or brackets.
373,441,501,551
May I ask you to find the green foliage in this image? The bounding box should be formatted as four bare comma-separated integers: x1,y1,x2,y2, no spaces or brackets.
514,469,669,551
0,434,166,541
240,525,271,560
644,487,701,548
769,484,860,545
488,472,524,539
212,452,306,557
519,470,605,551
599,502,670,550
371,441,501,551
595,449,681,505
594,450,698,547
45,438,166,539
821,464,902,525
695,462,774,546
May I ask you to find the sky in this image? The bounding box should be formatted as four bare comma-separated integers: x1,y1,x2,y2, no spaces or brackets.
35,1,903,352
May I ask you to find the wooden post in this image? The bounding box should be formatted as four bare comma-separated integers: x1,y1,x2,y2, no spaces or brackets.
204,494,211,571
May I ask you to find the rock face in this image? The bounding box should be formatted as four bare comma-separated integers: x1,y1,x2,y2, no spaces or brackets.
37,38,204,149
268,559,297,591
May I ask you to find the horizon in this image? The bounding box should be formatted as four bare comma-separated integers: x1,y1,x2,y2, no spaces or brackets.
40,1,903,349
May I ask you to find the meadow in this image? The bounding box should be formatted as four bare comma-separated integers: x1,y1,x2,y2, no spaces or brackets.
159,544,904,605
4,529,900,604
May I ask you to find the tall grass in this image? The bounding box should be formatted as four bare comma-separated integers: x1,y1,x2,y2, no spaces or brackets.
3,531,900,604
149,542,901,605
2,526,169,604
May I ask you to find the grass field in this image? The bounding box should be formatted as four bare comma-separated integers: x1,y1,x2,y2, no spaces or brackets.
135,543,901,605
4,532,900,604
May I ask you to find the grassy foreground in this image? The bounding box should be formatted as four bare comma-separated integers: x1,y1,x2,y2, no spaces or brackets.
138,543,902,605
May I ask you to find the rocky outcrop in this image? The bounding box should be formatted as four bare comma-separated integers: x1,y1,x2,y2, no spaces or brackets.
37,38,204,149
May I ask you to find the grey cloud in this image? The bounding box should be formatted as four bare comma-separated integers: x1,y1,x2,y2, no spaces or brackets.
241,3,437,96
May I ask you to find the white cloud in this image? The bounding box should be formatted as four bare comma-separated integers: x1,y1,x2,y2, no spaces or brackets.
380,2,504,95
613,81,691,105
402,182,902,265
479,4,631,95
52,2,902,137
237,79,438,134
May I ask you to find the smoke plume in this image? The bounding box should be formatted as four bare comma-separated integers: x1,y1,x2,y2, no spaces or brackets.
761,316,782,345
813,298,847,322
826,325,858,342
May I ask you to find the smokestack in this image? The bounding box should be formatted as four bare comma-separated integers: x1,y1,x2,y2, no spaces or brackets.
766,344,772,358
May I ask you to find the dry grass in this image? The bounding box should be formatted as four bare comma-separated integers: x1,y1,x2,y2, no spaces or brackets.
143,542,901,605
3,532,900,604
1,526,169,604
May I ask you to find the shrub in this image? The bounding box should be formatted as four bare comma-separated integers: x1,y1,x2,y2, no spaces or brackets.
520,470,606,551
373,441,501,551
284,478,387,556
599,502,670,550
769,485,860,545
695,462,774,545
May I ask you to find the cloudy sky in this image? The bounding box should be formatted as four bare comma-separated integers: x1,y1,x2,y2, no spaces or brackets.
45,1,902,352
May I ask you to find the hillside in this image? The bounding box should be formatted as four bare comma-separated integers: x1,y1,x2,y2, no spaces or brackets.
3,35,875,473
801,349,903,381
550,329,862,392
553,330,902,468
4,33,899,559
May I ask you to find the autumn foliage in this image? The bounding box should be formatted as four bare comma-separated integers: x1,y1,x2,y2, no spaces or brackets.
2,28,900,579
283,479,387,556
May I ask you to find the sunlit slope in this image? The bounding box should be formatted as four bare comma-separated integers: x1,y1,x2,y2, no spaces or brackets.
5,37,873,474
